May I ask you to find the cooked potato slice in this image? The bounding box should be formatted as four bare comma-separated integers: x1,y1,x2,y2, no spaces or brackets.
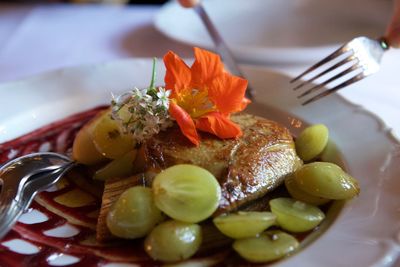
94,149,138,181
72,111,108,165
90,110,136,159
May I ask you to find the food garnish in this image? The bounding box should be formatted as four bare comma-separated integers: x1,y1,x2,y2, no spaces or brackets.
164,47,250,145
110,58,173,144
111,47,250,146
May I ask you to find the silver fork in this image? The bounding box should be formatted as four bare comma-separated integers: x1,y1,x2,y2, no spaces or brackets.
0,152,75,239
179,0,254,100
291,36,390,105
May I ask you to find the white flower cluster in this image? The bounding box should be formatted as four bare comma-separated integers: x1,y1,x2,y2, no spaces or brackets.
111,87,173,143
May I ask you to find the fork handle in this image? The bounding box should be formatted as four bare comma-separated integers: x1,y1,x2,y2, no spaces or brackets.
385,0,400,48
177,0,254,99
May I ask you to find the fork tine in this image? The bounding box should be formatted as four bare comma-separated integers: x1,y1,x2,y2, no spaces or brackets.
293,55,355,91
301,73,366,105
290,45,349,83
297,63,360,99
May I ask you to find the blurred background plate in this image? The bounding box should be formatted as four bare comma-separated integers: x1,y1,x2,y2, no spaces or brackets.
155,0,392,65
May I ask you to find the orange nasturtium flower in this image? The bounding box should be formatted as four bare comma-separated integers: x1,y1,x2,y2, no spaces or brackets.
163,47,250,146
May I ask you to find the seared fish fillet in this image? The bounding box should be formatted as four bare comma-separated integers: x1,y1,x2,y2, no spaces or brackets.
144,113,302,214
97,113,301,241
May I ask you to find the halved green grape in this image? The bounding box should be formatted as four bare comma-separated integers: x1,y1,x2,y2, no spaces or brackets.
153,164,221,223
285,175,330,206
213,211,276,239
319,140,344,167
270,197,325,233
107,186,163,239
94,149,138,180
90,110,135,159
144,220,202,263
233,230,299,263
294,162,360,199
295,124,329,161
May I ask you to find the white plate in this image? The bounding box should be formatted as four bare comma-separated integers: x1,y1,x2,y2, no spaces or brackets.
0,59,400,266
154,0,391,64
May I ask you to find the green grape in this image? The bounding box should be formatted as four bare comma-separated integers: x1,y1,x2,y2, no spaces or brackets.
94,149,137,180
213,211,276,239
294,162,360,199
107,186,163,239
295,124,329,161
233,230,299,263
144,220,202,262
152,164,221,223
285,174,330,205
269,198,325,233
319,140,344,166
90,110,135,159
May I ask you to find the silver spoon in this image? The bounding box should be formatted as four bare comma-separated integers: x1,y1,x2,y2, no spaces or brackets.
0,152,75,239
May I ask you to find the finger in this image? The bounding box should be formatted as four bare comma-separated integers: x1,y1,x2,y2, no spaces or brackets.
178,0,200,8
385,0,400,48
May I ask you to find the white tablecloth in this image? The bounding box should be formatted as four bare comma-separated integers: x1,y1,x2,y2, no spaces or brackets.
0,3,399,139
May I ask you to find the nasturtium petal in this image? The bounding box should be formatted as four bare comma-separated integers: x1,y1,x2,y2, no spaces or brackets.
191,47,224,87
241,97,252,110
195,112,242,139
163,47,250,145
208,72,248,115
169,102,200,146
163,51,191,97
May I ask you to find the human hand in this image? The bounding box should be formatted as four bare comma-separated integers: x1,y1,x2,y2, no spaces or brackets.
178,0,199,8
385,0,400,47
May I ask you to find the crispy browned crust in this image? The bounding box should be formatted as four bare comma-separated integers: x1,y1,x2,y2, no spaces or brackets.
144,113,302,214
96,113,301,241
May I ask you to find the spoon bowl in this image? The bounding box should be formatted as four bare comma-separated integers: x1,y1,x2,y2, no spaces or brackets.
0,152,75,239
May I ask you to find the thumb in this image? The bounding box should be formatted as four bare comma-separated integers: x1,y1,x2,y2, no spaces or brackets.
385,0,400,48
178,0,200,8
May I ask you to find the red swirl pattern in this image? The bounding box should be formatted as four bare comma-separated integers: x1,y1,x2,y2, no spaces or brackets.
0,106,152,267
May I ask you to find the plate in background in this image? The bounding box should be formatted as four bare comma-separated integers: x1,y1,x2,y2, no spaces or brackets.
155,0,391,64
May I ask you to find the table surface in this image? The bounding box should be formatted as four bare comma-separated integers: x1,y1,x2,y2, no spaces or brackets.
0,3,399,139
0,4,400,267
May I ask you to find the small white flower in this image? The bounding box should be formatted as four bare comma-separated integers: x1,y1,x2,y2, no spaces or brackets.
156,87,171,109
131,87,147,100
110,85,173,143
116,92,133,105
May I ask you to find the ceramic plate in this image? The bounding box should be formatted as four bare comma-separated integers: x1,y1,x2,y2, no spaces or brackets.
154,0,391,64
0,59,399,266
